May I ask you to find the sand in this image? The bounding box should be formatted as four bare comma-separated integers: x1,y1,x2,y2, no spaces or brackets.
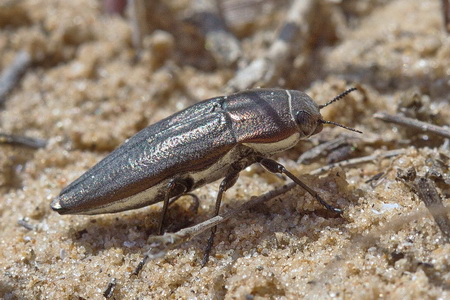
0,0,449,299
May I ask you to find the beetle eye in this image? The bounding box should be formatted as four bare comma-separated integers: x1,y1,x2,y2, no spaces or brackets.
296,111,316,136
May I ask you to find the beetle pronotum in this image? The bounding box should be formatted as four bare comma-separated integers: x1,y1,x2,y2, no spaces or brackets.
51,87,361,265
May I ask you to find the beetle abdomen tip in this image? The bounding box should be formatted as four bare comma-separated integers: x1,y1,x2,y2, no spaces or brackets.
50,197,69,214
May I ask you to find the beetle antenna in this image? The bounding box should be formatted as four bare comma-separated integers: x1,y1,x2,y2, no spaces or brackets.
319,87,357,109
320,119,362,133
318,87,362,133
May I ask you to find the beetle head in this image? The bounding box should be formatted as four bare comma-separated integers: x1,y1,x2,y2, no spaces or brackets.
295,109,324,137
293,88,361,137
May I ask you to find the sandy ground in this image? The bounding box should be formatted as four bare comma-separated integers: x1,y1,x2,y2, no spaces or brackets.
0,0,449,299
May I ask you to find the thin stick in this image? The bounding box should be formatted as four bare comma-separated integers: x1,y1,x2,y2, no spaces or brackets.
187,0,241,66
0,133,47,149
442,0,450,33
415,177,450,242
310,149,405,175
0,51,32,104
17,218,34,231
374,112,450,139
297,136,350,164
398,168,450,243
226,0,317,90
133,183,296,275
129,0,148,53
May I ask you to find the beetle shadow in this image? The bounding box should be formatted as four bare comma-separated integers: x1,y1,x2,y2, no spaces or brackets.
184,192,349,268
223,199,346,254
68,196,204,257
68,194,346,264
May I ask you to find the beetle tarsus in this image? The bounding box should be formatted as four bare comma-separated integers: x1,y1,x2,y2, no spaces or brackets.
132,254,148,276
202,230,216,267
258,158,342,214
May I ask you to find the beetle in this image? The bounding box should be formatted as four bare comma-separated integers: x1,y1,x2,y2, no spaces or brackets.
51,87,360,264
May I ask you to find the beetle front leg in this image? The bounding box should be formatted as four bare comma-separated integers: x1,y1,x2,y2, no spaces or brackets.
258,158,342,214
202,170,240,266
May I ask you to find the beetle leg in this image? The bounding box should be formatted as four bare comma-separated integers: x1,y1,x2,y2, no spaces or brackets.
164,193,200,231
168,193,200,214
184,193,200,215
258,158,342,214
158,179,189,235
202,170,240,266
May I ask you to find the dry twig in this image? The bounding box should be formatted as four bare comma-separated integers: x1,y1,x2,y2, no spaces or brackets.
129,0,148,52
17,218,34,231
297,136,355,164
398,168,450,243
374,112,450,139
0,133,47,149
186,0,241,66
0,51,31,104
226,0,318,90
310,149,405,175
442,0,450,33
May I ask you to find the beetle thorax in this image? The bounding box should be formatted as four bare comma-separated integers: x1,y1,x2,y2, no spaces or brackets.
222,89,322,156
